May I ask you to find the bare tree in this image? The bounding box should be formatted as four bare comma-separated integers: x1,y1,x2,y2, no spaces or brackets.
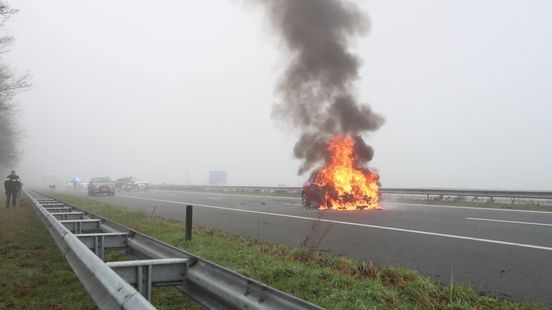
0,1,29,168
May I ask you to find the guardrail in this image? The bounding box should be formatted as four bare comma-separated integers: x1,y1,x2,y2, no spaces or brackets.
152,185,552,201
381,188,552,200
27,191,154,309
26,190,322,310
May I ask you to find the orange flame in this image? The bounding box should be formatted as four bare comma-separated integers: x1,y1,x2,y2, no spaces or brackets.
314,135,381,210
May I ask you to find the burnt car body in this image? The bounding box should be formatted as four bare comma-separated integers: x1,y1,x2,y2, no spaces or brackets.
88,177,115,196
301,173,328,209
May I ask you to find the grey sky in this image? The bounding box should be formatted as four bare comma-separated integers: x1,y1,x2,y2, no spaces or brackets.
6,0,552,189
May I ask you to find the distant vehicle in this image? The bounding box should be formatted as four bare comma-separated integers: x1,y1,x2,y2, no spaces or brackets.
88,177,115,196
48,184,56,189
115,177,150,191
115,177,134,191
70,177,80,190
134,180,150,191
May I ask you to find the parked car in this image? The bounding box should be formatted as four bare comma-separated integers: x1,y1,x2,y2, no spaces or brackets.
115,177,150,191
115,177,135,191
134,180,150,191
88,177,115,196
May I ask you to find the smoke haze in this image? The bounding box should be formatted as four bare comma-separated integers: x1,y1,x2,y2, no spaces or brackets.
6,0,552,190
256,0,384,174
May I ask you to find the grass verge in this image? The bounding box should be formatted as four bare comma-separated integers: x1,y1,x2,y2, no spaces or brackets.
0,193,201,310
0,194,95,309
48,192,544,310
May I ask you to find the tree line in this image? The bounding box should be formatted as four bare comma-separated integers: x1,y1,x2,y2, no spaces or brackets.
0,1,28,169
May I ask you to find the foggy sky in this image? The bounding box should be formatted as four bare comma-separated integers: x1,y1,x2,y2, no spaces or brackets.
5,0,552,190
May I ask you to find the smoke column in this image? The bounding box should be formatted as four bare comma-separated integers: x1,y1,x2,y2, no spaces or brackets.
255,0,385,174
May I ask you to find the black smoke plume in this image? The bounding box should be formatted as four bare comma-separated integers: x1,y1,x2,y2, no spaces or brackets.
255,0,385,174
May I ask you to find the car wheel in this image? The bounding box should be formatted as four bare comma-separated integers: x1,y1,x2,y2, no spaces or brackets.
302,193,310,209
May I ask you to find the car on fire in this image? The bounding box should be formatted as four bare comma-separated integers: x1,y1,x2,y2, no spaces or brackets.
301,170,381,210
301,172,327,209
88,177,115,196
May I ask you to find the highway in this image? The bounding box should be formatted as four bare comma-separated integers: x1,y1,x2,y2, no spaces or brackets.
68,189,552,305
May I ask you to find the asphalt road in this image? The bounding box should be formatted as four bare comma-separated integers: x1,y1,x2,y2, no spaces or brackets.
68,189,552,305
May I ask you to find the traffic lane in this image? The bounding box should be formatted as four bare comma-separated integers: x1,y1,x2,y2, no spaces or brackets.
376,202,552,247
67,189,303,214
108,191,552,248
148,190,305,211
74,193,552,304
83,190,552,249
150,189,552,225
152,189,302,202
323,225,552,304
391,201,552,222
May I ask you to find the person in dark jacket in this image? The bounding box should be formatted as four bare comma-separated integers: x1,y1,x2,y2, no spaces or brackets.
4,170,22,207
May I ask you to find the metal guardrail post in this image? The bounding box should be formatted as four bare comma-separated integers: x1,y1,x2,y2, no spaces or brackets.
59,219,102,233
75,232,129,260
108,258,189,301
52,211,84,220
185,205,193,241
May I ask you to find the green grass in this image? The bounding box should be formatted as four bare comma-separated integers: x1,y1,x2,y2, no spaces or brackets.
0,193,201,310
0,194,95,309
47,192,545,310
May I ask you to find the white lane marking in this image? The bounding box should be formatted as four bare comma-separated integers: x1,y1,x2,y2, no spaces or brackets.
466,217,552,227
284,203,303,207
206,197,222,200
118,194,552,252
152,189,301,200
395,202,552,215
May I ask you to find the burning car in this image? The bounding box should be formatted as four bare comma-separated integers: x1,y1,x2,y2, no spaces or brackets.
88,177,115,196
302,172,380,210
301,172,327,209
301,135,381,210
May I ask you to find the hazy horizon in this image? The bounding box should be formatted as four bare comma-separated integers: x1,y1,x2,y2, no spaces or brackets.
4,0,551,190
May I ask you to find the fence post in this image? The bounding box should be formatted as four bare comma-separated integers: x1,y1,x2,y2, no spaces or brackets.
185,205,193,241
